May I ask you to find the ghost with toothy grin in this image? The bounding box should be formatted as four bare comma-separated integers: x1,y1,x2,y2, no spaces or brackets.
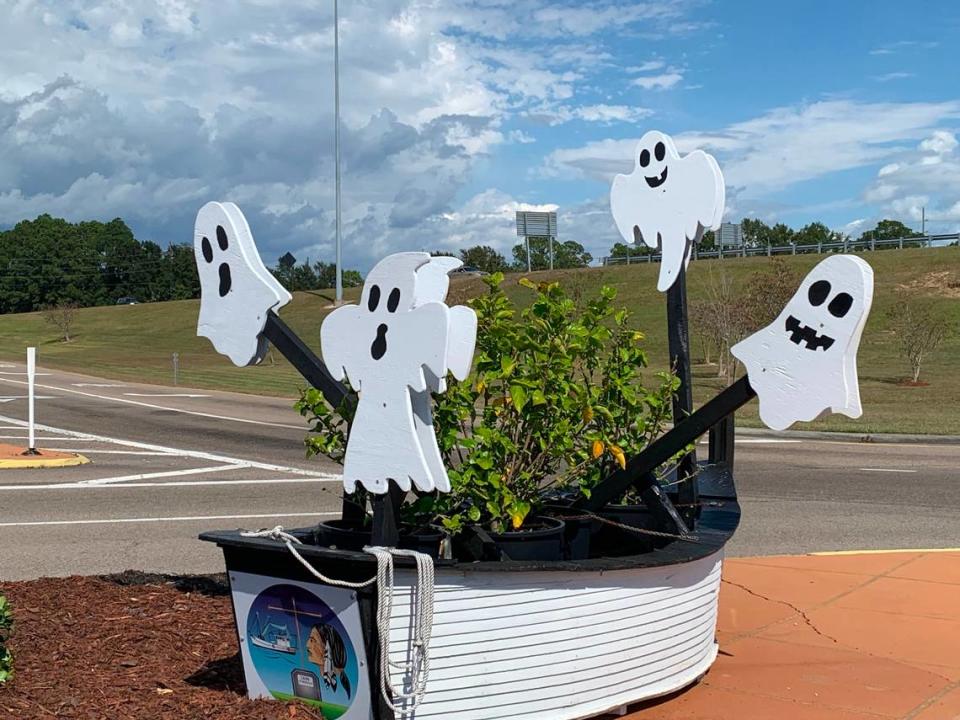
732,255,874,431
610,130,725,292
321,252,476,494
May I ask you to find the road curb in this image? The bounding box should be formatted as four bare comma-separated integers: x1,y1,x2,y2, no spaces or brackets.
0,453,90,469
736,426,960,445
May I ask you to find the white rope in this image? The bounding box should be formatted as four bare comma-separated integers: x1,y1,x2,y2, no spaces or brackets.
239,526,435,715
240,526,377,588
365,546,435,714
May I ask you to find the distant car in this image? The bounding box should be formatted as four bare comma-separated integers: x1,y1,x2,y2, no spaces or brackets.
116,296,139,305
452,266,488,276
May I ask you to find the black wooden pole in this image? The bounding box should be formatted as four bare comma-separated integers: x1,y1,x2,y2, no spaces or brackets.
578,376,755,512
370,481,405,547
666,265,698,528
261,311,363,524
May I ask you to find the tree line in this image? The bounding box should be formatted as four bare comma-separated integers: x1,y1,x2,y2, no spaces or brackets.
607,218,924,261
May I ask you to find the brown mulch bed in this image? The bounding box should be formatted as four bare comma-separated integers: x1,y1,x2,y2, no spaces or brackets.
0,572,325,719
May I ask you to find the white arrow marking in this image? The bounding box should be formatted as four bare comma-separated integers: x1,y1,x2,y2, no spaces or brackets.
73,383,126,388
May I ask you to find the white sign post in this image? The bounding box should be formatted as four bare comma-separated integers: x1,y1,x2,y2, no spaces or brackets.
26,346,38,455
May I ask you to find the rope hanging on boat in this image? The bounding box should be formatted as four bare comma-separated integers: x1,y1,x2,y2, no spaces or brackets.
239,527,436,715
365,546,435,715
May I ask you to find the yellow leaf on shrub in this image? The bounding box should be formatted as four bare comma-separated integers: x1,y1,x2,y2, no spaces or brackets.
519,277,536,289
476,379,486,393
632,331,645,342
582,406,594,423
591,440,603,459
610,444,626,469
511,513,524,529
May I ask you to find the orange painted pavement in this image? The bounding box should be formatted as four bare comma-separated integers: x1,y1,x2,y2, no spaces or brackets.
622,551,960,720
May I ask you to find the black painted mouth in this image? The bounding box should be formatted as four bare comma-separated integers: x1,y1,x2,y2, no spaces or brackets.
645,166,668,188
785,315,834,351
371,323,388,360
218,262,231,297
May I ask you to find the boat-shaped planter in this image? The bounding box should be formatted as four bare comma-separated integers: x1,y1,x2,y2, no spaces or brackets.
200,464,739,720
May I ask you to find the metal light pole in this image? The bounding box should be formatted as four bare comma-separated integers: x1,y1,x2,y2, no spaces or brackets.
334,0,343,304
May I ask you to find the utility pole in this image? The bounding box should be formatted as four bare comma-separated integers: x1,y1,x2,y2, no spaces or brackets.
333,0,343,305
921,206,926,236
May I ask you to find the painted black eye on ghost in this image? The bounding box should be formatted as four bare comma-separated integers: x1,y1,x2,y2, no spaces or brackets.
644,141,669,189
368,284,381,312
828,292,853,318
387,288,401,312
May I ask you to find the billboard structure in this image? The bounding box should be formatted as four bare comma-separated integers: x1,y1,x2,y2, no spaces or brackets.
516,211,558,271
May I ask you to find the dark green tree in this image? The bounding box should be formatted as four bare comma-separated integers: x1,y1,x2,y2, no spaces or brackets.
459,245,509,273
860,219,923,248
512,237,592,270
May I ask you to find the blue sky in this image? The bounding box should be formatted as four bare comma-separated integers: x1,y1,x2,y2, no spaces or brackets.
0,0,958,270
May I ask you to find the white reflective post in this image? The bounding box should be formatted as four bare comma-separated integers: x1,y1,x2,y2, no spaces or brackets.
26,346,36,452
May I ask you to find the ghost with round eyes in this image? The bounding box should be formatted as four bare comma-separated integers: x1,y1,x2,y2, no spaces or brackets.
321,252,476,494
194,202,292,366
610,130,725,292
732,255,874,431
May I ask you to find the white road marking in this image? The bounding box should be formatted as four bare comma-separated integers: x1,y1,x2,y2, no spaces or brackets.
0,396,57,402
0,375,304,430
698,437,802,445
43,449,174,456
0,413,335,479
78,465,241,487
123,393,210,398
0,371,50,376
859,467,918,473
73,383,126,388
1,476,341,491
0,435,88,441
0,511,339,528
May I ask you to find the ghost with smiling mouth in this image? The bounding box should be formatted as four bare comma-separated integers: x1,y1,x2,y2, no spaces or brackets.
732,254,874,431
610,130,725,292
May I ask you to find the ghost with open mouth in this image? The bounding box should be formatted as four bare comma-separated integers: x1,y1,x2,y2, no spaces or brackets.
321,252,476,494
732,255,874,431
610,130,725,292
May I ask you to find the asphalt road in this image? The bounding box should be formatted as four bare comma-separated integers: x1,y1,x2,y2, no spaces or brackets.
0,361,957,580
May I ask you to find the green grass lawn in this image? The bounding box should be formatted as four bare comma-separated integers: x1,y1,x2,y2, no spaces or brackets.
0,247,957,434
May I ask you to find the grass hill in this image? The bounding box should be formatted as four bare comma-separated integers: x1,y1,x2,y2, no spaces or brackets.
0,247,957,434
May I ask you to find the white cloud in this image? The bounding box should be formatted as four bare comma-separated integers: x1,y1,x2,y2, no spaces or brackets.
920,130,958,155
0,0,700,270
632,72,683,90
872,72,915,82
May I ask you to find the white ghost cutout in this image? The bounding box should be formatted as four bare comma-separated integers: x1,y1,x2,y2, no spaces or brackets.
732,255,874,431
410,256,478,493
195,202,292,366
610,130,725,292
321,252,476,495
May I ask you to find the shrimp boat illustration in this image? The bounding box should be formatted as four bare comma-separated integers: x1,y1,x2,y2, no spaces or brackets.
250,613,297,654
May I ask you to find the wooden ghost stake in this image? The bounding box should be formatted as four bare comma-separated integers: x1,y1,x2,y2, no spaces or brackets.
194,202,292,366
610,130,724,292
321,252,478,495
732,255,874,430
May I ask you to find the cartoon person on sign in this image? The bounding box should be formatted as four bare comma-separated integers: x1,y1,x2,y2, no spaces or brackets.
307,623,352,700
610,130,724,292
321,252,478,495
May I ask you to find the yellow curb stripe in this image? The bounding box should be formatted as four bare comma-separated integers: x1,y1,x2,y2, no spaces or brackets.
811,548,960,556
0,454,90,469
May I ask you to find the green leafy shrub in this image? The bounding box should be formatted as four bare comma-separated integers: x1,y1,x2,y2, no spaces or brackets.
298,274,677,534
0,594,12,683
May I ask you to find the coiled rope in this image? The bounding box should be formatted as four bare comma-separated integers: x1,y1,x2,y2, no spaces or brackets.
239,526,435,715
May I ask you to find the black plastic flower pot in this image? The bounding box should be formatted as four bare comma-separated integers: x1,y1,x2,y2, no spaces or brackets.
313,519,443,559
487,516,566,561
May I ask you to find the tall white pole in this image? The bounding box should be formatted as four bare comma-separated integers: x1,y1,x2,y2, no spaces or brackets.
334,0,343,304
26,347,36,452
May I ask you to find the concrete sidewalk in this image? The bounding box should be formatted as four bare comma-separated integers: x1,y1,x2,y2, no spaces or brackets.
626,550,960,719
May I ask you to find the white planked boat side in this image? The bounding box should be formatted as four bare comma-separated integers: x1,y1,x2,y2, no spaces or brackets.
385,550,723,720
